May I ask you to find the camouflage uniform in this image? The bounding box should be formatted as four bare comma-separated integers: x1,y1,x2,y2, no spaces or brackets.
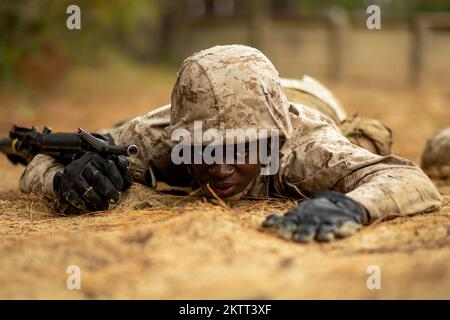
19,45,441,223
281,76,393,156
422,127,450,179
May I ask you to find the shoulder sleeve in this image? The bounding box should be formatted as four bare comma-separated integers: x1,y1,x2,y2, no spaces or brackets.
275,105,442,223
100,104,191,187
99,105,171,187
19,154,64,200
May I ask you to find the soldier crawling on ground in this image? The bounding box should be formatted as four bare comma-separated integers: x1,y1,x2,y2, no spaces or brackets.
18,45,442,243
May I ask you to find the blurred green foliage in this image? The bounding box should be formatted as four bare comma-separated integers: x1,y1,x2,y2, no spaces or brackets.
0,0,162,86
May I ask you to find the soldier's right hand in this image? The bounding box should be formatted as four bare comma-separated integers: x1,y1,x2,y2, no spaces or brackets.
53,151,133,211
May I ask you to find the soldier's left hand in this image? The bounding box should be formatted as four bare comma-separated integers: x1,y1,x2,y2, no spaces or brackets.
262,191,367,242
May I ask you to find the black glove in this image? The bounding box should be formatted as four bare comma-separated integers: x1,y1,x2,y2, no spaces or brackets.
53,151,133,212
262,191,367,242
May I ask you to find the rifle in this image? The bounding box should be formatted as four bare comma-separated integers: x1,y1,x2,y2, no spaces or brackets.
0,125,139,166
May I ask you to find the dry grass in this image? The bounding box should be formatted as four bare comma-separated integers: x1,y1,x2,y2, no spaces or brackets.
0,60,449,299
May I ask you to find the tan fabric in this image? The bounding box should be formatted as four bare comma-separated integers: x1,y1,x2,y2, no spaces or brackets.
19,154,64,200
19,45,442,223
421,127,450,179
272,105,440,223
284,87,342,124
340,114,393,156
281,75,346,124
282,77,392,156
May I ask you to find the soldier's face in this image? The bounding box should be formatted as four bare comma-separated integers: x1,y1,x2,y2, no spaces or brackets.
192,163,261,198
190,143,261,197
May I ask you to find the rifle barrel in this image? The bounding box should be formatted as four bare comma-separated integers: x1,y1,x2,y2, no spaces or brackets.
0,137,14,155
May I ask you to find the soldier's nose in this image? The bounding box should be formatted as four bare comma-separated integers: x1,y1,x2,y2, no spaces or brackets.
208,164,235,178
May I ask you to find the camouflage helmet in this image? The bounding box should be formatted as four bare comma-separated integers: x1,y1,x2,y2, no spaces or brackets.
169,45,293,145
421,127,450,179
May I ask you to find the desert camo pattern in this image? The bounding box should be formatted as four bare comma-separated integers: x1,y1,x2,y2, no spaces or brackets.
421,127,450,179
18,153,64,200
19,45,442,223
169,45,293,143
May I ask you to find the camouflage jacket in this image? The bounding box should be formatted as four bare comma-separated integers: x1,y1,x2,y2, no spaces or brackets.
20,45,442,223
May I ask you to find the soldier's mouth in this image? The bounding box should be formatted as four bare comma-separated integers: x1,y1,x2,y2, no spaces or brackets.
210,182,237,197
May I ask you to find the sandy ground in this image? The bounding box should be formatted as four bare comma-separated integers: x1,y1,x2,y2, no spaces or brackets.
0,62,449,299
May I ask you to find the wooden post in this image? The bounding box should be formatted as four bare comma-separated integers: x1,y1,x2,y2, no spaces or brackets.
247,0,269,50
327,8,349,83
410,16,429,87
